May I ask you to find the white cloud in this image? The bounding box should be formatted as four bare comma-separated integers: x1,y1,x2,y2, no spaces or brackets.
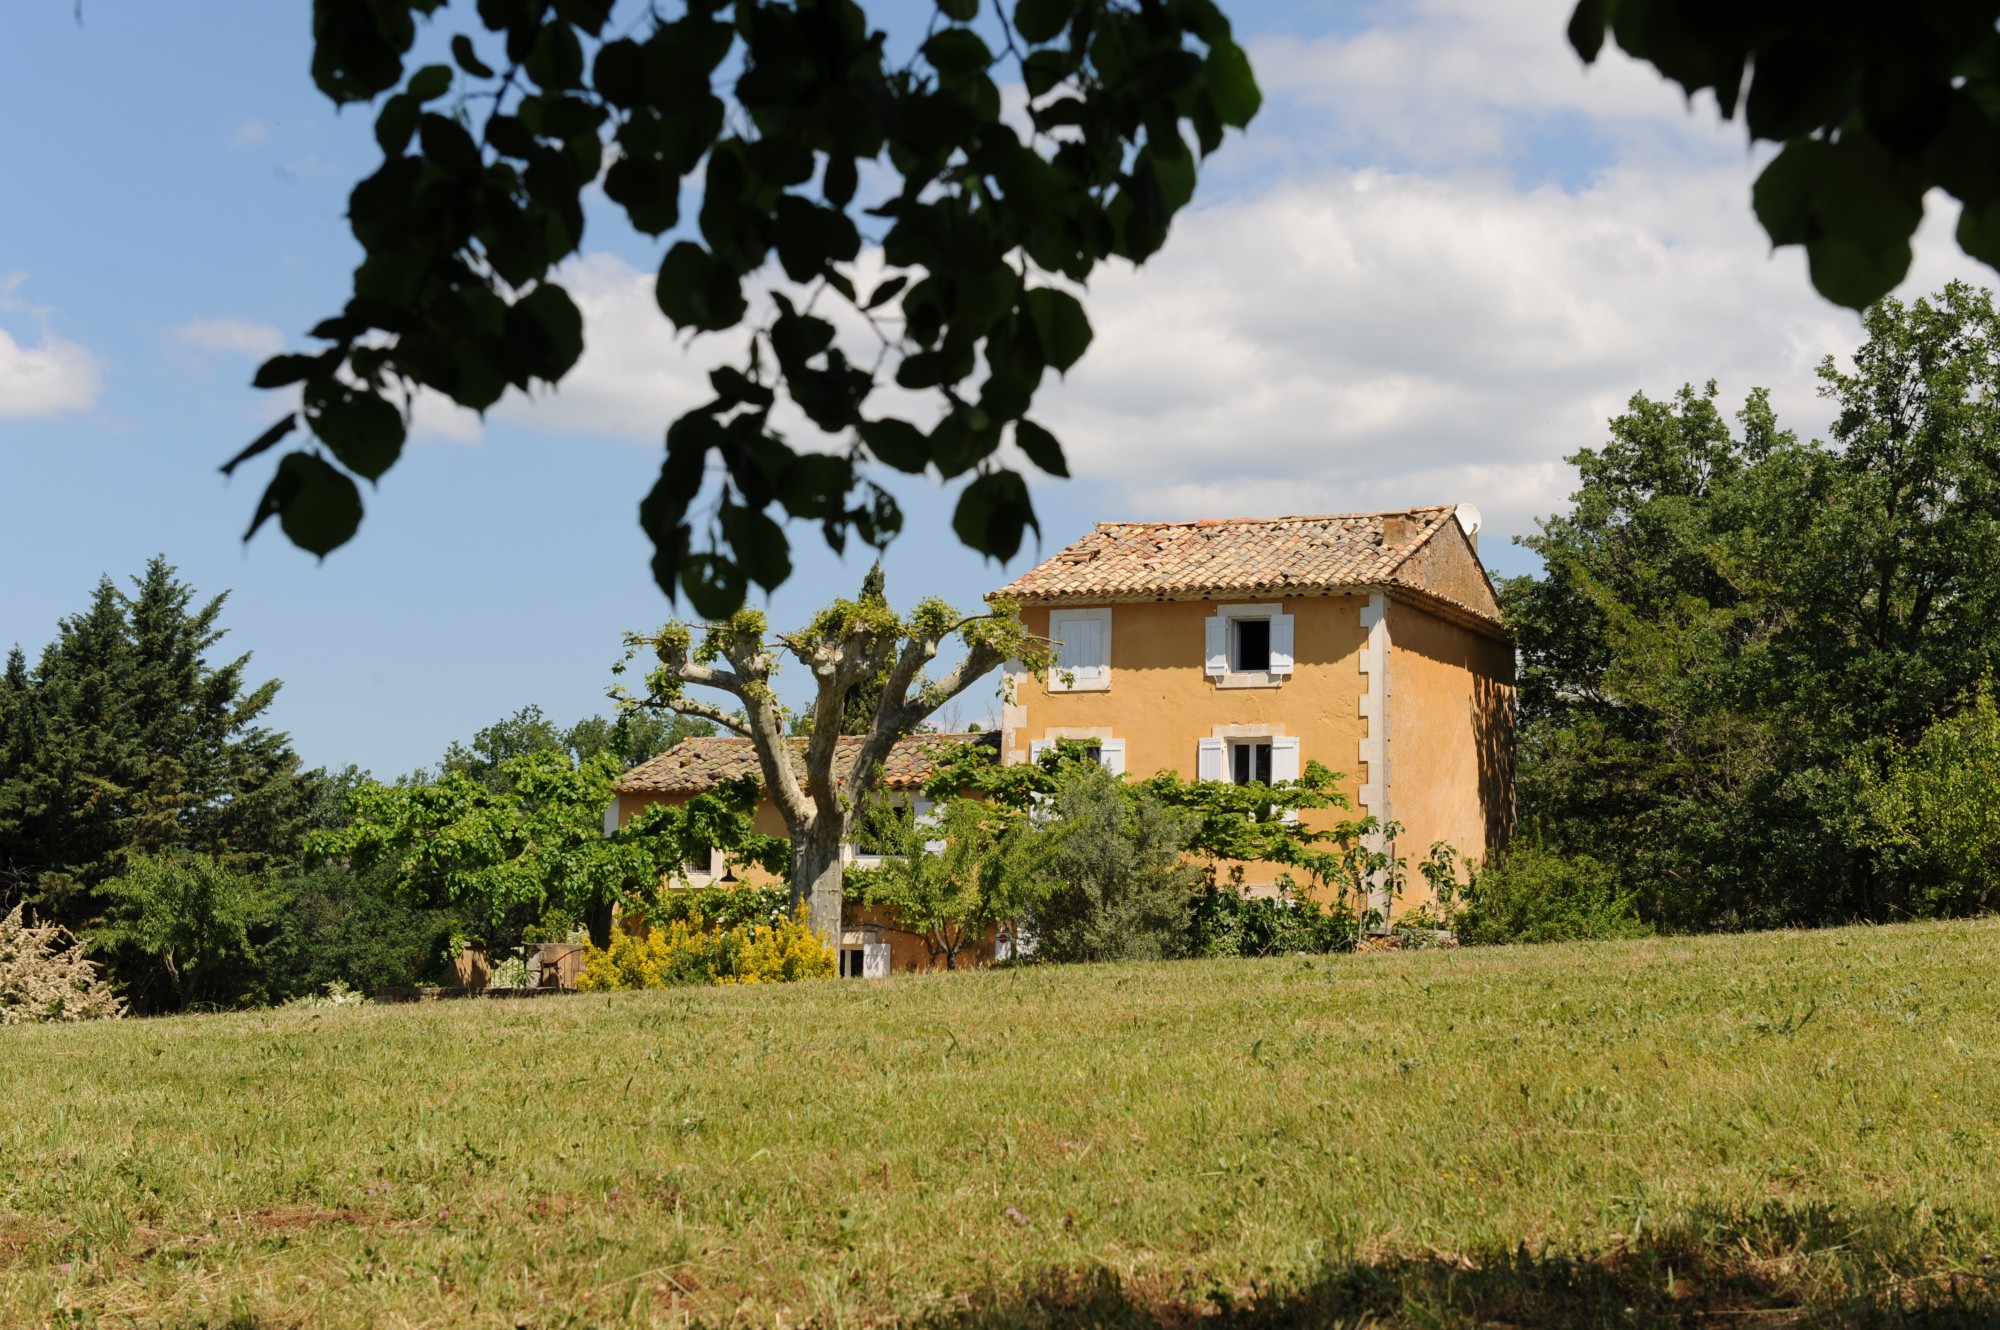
1245,0,1741,170
0,274,101,420
1032,163,1986,543
231,120,273,150
167,318,285,359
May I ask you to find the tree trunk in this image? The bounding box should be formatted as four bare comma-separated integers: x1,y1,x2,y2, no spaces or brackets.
584,894,615,952
792,828,845,947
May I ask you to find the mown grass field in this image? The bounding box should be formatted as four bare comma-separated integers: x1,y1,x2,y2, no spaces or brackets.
5,920,2000,1328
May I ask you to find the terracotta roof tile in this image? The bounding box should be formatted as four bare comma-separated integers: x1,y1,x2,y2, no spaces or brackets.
616,731,998,795
993,507,1471,606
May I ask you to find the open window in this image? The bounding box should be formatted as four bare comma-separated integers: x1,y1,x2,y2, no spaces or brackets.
1198,735,1301,789
1230,740,1272,786
1205,604,1294,684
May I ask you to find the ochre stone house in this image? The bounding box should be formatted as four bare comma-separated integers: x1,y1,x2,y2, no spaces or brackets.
609,506,1514,973
993,506,1514,896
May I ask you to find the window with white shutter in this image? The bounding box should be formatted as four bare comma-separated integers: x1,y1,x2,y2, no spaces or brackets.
1197,737,1225,782
1268,613,1295,676
1270,736,1302,823
1206,604,1292,683
1047,608,1112,691
1270,736,1301,783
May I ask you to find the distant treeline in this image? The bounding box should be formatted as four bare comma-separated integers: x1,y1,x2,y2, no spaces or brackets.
0,562,704,1013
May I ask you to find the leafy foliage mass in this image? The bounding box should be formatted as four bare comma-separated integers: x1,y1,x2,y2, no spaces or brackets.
1502,282,2000,931
886,740,1460,962
237,0,1259,615
1572,1,2000,310
310,755,787,951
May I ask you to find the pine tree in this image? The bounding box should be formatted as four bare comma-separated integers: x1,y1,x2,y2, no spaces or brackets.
0,559,308,929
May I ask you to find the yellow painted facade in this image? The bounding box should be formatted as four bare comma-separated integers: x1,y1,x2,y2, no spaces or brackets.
1004,587,1513,910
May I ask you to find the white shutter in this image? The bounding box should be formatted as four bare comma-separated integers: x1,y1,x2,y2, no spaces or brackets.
601,797,620,837
1271,737,1302,823
1029,738,1051,765
1270,736,1301,783
1269,613,1295,676
1205,615,1228,676
1069,617,1105,686
863,942,890,978
1098,738,1126,775
1049,610,1110,690
1197,737,1225,782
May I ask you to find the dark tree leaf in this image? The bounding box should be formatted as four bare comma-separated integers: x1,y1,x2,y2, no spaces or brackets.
656,241,747,331
220,415,299,477
1014,0,1075,45
451,34,495,79
859,418,930,473
250,452,364,557
1025,288,1092,371
1013,419,1068,477
952,468,1037,561
506,282,586,382
304,387,405,481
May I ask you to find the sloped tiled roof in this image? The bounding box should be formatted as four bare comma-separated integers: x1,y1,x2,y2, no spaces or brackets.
616,731,999,795
993,508,1497,620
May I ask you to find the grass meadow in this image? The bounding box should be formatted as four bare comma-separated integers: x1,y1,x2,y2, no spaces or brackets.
5,919,2000,1327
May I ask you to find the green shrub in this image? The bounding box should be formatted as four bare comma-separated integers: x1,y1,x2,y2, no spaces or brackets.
1035,765,1198,963
90,852,282,1012
1184,879,1361,957
1851,691,2000,919
264,863,463,1000
1456,844,1651,945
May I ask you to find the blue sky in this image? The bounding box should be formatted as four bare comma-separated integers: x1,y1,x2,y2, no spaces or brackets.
1,1,1987,777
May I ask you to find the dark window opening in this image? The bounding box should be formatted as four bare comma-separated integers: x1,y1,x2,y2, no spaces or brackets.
841,948,866,978
683,841,714,876
1082,744,1102,765
1234,618,1271,673
1231,741,1272,786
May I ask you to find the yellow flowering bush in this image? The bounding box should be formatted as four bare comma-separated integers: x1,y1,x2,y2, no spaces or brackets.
576,903,831,991
722,909,836,984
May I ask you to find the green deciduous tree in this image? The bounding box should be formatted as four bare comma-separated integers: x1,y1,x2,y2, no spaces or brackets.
1850,689,2000,920
1033,760,1195,962
1570,1,2000,309
1505,282,2000,929
232,0,1259,616
847,797,1044,968
310,750,783,950
620,570,1045,939
91,852,282,1013
437,704,714,790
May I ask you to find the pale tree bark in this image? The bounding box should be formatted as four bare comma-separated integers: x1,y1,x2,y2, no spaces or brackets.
624,587,1028,943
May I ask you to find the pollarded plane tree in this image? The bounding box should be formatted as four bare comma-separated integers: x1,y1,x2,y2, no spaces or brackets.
618,577,1048,939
